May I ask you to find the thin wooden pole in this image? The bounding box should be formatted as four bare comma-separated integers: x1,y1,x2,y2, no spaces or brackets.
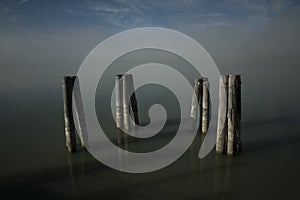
202,77,209,134
128,74,139,144
127,74,139,126
73,77,88,148
190,78,203,131
227,74,241,155
236,75,242,153
216,75,229,154
123,74,131,133
115,74,124,129
62,76,77,153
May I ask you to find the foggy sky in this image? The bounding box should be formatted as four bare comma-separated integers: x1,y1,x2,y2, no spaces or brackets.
0,0,300,121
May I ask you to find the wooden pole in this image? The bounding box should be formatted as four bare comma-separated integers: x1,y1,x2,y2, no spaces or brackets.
127,74,139,126
123,74,131,132
235,75,242,153
73,77,88,148
201,77,209,134
62,76,77,153
190,78,203,131
115,74,124,129
216,75,229,154
227,74,241,155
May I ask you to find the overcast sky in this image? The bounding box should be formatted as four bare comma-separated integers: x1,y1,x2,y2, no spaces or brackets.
0,0,299,64
0,0,299,120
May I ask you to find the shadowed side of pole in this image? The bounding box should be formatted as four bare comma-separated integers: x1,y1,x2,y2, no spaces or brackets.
62,76,77,153
235,75,242,153
127,74,139,126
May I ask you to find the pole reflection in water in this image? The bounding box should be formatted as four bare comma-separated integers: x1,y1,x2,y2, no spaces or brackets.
67,151,86,189
189,131,202,172
116,127,136,171
214,155,236,200
67,154,75,185
189,131,209,173
117,128,123,146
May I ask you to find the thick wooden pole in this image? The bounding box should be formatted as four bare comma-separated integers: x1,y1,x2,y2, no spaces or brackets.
190,78,203,131
216,75,229,154
201,77,209,134
62,76,77,153
227,75,241,155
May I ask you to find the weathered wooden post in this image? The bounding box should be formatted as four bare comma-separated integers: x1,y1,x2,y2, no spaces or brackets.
123,74,131,131
128,74,139,126
115,74,124,129
73,77,88,148
202,77,209,134
216,75,229,154
62,76,77,153
190,78,203,131
235,75,242,153
227,74,241,155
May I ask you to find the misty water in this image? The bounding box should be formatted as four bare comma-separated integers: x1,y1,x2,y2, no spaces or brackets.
1,49,300,199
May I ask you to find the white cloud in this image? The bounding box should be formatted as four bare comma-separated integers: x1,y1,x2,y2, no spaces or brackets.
17,0,29,6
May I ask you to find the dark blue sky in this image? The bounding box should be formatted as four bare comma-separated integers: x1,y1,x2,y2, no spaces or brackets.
1,0,299,32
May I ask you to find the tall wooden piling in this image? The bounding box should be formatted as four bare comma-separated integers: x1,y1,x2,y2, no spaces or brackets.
235,75,242,152
127,74,139,126
216,75,229,154
202,77,209,134
62,76,77,153
123,74,131,132
227,74,241,155
73,77,88,148
115,74,124,129
190,78,203,131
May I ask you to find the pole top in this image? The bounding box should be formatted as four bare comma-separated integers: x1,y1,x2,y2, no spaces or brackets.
115,74,124,79
228,74,242,85
194,78,204,85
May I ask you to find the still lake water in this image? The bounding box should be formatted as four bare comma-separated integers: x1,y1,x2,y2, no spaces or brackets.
1,60,300,199
1,94,300,199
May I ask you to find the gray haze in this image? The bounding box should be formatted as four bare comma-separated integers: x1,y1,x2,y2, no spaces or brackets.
0,0,300,179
